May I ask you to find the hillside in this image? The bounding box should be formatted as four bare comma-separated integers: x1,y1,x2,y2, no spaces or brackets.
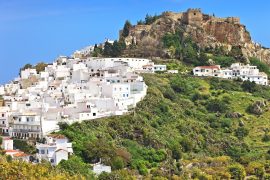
119,9,270,65
58,69,270,179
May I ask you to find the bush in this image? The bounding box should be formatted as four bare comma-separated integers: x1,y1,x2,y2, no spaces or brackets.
213,56,235,67
13,139,36,154
262,134,270,142
206,99,229,113
242,81,257,93
228,164,246,180
235,127,249,140
57,156,93,177
180,137,194,152
111,157,125,170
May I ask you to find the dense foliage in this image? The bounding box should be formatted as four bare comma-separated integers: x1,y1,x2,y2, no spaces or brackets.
57,73,270,179
250,57,270,77
137,14,161,25
0,156,84,180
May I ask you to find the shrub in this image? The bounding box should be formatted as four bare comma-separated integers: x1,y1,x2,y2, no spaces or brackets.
213,56,236,67
262,134,270,142
235,127,249,140
111,156,125,170
180,137,194,152
242,81,257,93
206,99,229,113
228,164,246,180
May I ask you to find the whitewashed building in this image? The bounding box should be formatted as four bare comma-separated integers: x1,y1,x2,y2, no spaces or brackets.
193,63,268,85
36,134,73,166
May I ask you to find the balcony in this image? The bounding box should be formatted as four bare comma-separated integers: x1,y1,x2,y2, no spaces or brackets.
12,129,41,133
0,124,7,127
11,121,40,126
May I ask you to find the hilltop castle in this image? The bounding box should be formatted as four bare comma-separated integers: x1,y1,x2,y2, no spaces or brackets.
181,8,240,26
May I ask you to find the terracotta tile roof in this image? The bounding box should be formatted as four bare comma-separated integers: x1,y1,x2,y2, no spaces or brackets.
47,134,67,139
196,66,220,69
13,152,29,157
5,150,20,153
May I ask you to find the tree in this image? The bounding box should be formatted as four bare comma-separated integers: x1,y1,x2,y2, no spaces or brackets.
111,156,125,170
21,63,33,70
235,127,249,140
103,41,114,57
57,156,94,178
242,80,257,93
228,164,246,180
122,20,132,37
206,99,229,113
35,62,48,74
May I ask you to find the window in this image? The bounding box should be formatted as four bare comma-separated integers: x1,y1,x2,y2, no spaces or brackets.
2,121,4,124
50,159,54,163
27,118,30,122
40,150,45,154
93,113,96,116
19,118,21,122
87,105,91,109
1,114,4,117
123,94,125,97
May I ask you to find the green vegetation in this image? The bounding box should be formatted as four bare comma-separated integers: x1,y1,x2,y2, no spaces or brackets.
58,156,94,178
13,139,36,154
21,62,48,74
250,57,270,77
56,73,270,178
122,20,132,37
103,40,126,57
137,14,160,25
0,156,84,180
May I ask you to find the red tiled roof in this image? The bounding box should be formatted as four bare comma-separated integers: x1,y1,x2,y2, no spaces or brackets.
47,134,67,139
13,152,29,157
196,66,220,69
5,150,20,153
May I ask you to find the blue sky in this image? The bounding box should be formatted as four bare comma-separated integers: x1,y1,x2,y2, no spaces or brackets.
0,0,269,84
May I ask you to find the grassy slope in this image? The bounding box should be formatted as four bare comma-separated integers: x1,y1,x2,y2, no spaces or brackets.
59,73,270,178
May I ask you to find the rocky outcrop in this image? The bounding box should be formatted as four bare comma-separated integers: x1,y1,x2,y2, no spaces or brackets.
248,100,267,115
120,9,270,64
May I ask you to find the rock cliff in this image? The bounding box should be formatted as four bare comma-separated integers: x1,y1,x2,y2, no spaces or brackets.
120,9,270,64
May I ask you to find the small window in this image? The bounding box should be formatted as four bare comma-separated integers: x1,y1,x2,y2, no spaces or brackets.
93,113,96,116
40,150,45,154
50,159,54,163
2,121,5,125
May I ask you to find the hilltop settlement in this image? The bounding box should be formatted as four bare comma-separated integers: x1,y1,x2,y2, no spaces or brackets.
1,8,270,178
0,44,169,166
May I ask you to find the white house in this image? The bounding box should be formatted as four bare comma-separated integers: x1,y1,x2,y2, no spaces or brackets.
21,68,37,79
193,63,268,85
0,107,10,135
0,86,5,95
193,65,221,77
93,163,112,175
1,136,13,150
36,134,73,166
10,111,42,139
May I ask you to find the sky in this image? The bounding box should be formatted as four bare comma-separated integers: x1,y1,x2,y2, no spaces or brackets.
0,0,270,84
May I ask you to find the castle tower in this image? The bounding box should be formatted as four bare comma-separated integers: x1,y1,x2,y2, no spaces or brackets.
183,8,203,26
